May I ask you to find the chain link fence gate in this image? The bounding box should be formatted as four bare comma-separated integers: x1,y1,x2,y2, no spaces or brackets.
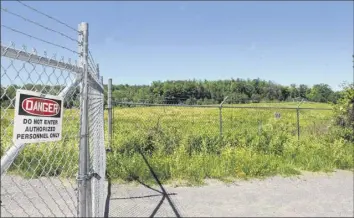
1,2,106,217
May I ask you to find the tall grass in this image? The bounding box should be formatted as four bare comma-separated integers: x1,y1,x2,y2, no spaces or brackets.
1,103,353,185
106,103,353,184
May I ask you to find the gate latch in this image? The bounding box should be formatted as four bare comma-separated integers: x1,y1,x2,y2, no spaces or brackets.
88,171,101,180
77,171,101,181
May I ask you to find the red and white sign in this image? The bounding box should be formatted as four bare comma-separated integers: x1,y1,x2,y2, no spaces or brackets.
13,89,64,144
21,97,61,117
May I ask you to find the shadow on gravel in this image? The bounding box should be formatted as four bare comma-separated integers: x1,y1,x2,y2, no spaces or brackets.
104,175,112,218
104,148,182,218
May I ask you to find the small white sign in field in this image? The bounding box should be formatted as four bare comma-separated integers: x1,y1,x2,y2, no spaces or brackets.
13,89,64,144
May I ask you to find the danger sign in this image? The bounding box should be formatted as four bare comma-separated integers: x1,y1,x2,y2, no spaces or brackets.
13,90,64,144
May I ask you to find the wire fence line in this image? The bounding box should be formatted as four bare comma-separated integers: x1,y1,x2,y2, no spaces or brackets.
111,101,332,141
108,101,333,161
1,1,105,217
16,0,79,33
1,24,80,55
0,7,79,43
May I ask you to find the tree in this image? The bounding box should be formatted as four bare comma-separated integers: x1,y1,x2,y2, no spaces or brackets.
298,84,309,99
289,84,299,99
101,78,338,106
251,94,261,103
280,86,290,101
307,83,334,103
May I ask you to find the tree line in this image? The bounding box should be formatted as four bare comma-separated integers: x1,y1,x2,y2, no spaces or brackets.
0,78,343,108
105,78,341,105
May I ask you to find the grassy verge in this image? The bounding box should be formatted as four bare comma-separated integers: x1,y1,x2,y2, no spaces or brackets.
107,131,353,186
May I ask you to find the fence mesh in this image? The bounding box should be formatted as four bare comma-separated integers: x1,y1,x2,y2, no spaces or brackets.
1,43,80,217
1,1,105,217
88,85,106,217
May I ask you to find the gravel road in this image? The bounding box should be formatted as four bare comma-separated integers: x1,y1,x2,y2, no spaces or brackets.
107,170,354,217
1,175,77,217
1,170,353,217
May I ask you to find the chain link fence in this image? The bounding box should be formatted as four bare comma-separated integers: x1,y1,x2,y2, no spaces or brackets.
88,79,106,217
1,42,81,217
1,1,106,217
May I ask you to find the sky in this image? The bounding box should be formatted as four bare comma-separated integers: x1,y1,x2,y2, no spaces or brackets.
1,1,353,91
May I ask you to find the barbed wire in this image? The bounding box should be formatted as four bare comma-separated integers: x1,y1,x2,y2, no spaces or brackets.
1,24,79,55
16,0,79,33
88,63,98,79
88,50,97,68
1,7,79,43
88,50,99,76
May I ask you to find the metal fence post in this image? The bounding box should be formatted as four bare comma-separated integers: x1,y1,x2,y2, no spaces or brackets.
78,22,90,217
296,99,304,141
219,96,228,138
219,107,222,138
108,78,113,150
296,108,300,141
258,120,262,135
352,55,354,137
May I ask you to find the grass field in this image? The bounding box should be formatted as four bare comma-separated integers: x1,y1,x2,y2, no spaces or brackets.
106,102,353,184
1,102,353,185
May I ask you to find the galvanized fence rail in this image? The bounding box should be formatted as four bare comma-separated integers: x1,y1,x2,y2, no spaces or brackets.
1,2,106,217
